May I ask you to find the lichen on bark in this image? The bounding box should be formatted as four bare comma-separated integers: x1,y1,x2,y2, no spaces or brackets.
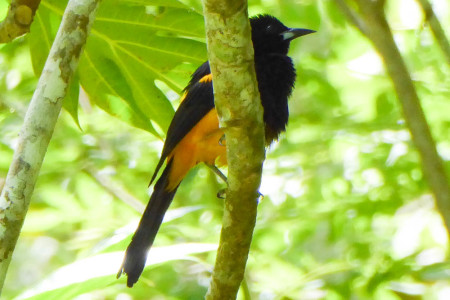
202,0,265,299
0,0,100,293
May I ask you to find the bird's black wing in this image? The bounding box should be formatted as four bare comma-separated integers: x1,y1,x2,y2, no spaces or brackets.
149,62,213,185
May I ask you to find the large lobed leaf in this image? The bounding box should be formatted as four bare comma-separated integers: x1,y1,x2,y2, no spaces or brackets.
29,0,207,135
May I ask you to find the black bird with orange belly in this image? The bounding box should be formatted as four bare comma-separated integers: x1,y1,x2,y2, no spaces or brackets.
117,14,315,287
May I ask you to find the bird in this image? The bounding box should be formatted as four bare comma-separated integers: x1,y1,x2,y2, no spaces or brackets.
117,14,315,287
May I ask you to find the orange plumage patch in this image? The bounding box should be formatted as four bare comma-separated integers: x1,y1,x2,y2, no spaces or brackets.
179,91,187,103
199,73,212,83
165,108,226,191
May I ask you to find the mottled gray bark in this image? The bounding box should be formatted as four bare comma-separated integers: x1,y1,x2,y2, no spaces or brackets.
202,0,265,299
0,0,100,293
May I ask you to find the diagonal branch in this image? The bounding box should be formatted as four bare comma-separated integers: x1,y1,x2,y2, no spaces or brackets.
0,0,100,293
336,0,450,236
334,0,367,35
202,0,265,299
84,166,145,213
0,0,41,43
416,0,450,65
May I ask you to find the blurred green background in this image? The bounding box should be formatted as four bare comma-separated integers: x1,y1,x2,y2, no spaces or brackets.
1,0,449,299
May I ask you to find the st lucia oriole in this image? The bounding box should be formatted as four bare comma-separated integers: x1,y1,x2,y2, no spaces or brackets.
117,14,315,287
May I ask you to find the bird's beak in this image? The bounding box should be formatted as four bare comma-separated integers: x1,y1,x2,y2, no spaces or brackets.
281,28,316,41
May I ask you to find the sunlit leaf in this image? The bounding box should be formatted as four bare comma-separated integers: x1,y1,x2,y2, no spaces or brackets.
28,0,206,134
18,244,217,300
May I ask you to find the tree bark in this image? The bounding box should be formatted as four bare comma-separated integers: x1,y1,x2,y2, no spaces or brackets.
0,0,41,43
416,0,450,65
202,0,265,299
335,0,450,236
0,0,100,293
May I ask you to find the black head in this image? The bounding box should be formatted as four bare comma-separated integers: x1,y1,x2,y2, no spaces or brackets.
250,15,315,56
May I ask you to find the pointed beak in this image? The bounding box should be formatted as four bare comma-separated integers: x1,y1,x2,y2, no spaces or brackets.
281,28,316,41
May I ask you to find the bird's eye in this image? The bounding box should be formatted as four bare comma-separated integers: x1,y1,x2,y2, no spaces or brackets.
266,25,273,32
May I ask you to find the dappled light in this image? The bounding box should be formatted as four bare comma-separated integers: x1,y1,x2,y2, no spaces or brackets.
0,0,449,298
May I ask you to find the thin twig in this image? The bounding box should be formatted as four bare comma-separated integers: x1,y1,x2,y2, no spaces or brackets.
84,167,145,213
333,0,367,35
339,0,450,237
241,275,252,300
416,0,450,65
207,164,228,183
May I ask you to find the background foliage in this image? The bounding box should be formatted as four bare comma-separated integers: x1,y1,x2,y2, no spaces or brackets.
1,0,449,299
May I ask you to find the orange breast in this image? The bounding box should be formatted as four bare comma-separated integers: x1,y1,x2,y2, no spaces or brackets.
166,108,227,191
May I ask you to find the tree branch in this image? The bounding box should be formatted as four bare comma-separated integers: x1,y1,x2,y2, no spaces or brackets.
83,166,145,213
334,0,367,35
416,0,450,65
336,0,450,236
0,0,41,43
202,0,265,299
0,0,100,293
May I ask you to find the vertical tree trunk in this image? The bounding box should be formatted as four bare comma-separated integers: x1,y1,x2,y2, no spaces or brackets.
202,0,265,299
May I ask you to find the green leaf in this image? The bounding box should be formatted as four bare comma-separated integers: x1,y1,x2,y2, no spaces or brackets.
63,72,81,129
18,244,217,300
79,47,159,135
28,0,206,134
28,2,58,75
124,0,193,9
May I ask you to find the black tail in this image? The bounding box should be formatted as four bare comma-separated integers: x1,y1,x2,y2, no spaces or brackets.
117,160,178,287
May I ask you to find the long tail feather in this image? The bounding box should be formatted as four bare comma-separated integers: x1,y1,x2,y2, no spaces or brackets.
117,160,178,287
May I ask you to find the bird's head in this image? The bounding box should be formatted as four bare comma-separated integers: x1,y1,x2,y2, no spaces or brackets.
250,14,315,56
